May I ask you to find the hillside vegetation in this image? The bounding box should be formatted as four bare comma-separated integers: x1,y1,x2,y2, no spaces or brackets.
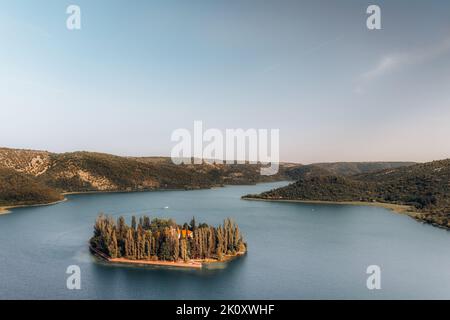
311,162,415,176
0,168,63,207
245,160,450,228
0,148,292,207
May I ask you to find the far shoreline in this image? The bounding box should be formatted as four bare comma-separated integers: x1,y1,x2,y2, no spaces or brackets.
62,180,290,196
0,187,227,214
241,196,417,216
0,198,67,215
1,181,290,215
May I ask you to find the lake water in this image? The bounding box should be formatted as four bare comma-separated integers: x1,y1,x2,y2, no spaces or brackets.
1,181,450,299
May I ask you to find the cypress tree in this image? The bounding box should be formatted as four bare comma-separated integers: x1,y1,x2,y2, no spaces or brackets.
131,216,137,231
190,216,196,231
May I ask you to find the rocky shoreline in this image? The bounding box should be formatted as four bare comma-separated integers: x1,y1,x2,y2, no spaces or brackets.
90,245,246,270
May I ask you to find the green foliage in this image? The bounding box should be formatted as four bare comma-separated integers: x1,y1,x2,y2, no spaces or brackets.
307,162,415,177
89,215,246,262
247,159,450,228
0,168,63,206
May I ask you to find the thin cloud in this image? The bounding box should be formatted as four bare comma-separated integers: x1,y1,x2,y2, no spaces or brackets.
361,35,450,81
363,55,401,79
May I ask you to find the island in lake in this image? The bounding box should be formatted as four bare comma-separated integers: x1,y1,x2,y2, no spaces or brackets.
90,215,247,269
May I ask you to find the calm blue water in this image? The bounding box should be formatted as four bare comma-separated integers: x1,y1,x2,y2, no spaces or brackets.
1,181,450,299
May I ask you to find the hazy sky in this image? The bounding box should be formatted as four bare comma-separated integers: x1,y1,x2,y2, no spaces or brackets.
1,0,450,163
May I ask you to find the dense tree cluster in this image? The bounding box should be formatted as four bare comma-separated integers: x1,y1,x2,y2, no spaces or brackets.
90,215,246,262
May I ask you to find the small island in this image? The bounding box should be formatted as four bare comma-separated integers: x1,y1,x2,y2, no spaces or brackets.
89,214,247,269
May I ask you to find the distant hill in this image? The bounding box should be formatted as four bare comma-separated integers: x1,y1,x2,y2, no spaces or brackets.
0,147,295,207
285,162,415,179
244,159,450,229
37,151,290,192
311,162,415,176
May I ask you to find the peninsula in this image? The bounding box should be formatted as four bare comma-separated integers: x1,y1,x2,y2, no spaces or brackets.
243,159,450,229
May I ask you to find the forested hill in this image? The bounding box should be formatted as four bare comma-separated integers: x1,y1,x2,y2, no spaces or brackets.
0,147,294,207
311,162,415,176
0,168,63,207
244,160,450,228
284,162,415,179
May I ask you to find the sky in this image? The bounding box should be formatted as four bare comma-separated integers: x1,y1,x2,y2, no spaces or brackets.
1,0,450,163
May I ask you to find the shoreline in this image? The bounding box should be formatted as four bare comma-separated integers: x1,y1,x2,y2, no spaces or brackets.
90,246,245,269
0,198,67,215
62,180,290,196
61,188,197,196
242,197,450,230
0,188,223,214
242,197,417,216
106,254,245,269
1,180,290,214
60,187,216,197
109,257,203,269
